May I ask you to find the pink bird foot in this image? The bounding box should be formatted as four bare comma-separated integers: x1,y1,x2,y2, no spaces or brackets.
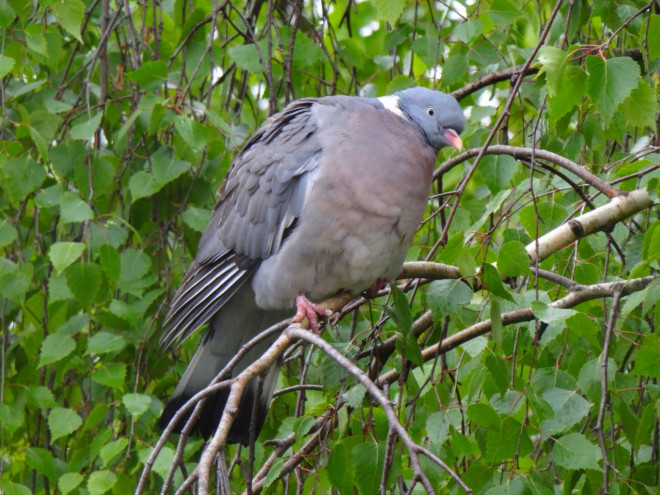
293,295,329,334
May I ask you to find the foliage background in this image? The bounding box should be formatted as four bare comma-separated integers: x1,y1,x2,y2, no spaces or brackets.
1,0,659,493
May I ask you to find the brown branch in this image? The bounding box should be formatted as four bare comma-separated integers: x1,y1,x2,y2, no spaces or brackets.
376,275,659,386
436,145,621,199
451,65,540,102
595,287,623,493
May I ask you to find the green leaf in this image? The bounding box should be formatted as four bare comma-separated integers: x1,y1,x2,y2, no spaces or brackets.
0,2,15,29
487,0,522,26
182,206,212,233
479,155,517,193
2,156,46,203
586,56,640,121
649,15,660,61
60,191,94,223
396,330,424,366
129,153,191,202
388,286,412,333
26,386,57,408
485,354,508,397
0,219,18,248
548,65,588,119
70,113,103,141
486,418,530,462
25,24,48,56
440,232,476,275
87,470,117,495
531,301,576,324
426,279,473,318
0,480,32,495
0,54,15,78
327,443,354,495
552,433,601,470
87,332,126,355
118,248,152,295
454,19,483,42
50,0,85,43
58,473,84,495
481,264,515,302
621,80,660,130
99,244,121,282
441,51,469,86
99,438,128,466
26,447,59,481
92,363,127,389
48,407,83,441
497,241,532,278
374,0,405,25
426,412,450,445
126,61,168,90
537,46,567,98
49,242,85,273
294,415,316,443
228,43,265,75
0,259,32,303
353,443,386,495
261,458,284,491
0,403,24,434
122,393,151,417
291,31,325,67
39,332,76,367
631,334,660,378
540,388,592,435
519,200,568,237
342,385,366,409
174,115,207,152
66,261,103,306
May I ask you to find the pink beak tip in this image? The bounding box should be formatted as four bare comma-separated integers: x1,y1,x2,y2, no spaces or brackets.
444,128,463,151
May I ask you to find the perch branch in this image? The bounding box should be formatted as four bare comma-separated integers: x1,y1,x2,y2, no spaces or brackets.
377,274,659,386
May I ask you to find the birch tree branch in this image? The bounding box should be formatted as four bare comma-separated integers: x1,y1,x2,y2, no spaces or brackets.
525,188,654,264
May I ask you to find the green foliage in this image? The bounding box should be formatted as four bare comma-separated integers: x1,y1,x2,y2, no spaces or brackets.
0,0,658,494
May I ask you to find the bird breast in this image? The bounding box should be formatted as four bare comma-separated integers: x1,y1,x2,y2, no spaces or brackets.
251,103,437,310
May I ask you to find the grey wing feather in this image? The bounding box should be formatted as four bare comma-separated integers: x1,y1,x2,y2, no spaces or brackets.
160,98,323,348
216,98,323,261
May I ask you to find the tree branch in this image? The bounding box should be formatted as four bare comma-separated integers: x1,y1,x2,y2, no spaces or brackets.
525,188,654,264
376,275,659,386
436,145,621,199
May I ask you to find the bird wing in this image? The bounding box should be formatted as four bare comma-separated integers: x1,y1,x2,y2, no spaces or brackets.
160,98,323,348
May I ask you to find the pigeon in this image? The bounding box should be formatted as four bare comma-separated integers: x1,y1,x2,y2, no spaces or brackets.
158,87,466,445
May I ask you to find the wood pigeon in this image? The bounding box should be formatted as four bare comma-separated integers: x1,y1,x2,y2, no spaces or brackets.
159,87,466,445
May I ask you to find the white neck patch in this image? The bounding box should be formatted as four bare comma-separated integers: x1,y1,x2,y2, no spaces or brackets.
378,95,405,119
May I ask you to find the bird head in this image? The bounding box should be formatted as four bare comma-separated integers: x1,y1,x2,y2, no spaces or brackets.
393,87,466,153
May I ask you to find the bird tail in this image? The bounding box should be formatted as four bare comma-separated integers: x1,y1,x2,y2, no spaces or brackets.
158,283,288,445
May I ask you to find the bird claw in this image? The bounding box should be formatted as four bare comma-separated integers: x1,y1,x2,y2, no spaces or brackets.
293,295,329,334
362,278,388,299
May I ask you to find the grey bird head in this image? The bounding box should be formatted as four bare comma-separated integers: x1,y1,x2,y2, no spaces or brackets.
384,87,466,152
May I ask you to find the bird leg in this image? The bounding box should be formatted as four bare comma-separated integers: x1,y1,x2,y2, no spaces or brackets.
293,295,329,334
362,278,388,299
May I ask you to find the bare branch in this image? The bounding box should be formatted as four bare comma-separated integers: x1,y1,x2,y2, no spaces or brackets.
451,65,540,101
377,274,659,386
526,188,654,264
436,145,621,199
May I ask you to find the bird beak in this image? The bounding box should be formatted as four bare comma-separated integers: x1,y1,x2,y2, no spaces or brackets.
443,128,463,151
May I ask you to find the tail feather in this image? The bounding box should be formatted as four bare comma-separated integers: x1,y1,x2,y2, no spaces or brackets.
159,283,289,445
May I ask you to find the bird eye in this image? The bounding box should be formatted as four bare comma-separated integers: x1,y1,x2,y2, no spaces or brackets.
426,107,435,116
